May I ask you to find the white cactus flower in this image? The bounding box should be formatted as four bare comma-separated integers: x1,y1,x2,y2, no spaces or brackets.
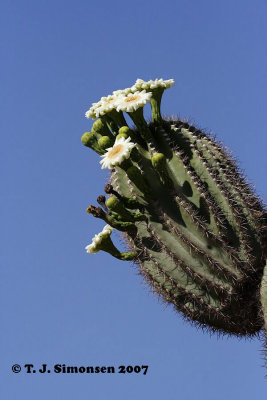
100,136,135,169
85,105,97,120
132,78,175,91
85,225,113,253
85,94,120,120
113,87,133,96
85,78,172,120
94,95,120,117
116,90,152,113
102,225,113,235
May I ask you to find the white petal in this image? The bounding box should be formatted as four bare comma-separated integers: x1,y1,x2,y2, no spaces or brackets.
133,78,175,91
115,91,152,113
99,136,135,169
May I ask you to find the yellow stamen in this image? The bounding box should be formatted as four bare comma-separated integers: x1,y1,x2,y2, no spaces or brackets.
108,144,123,159
125,95,140,103
103,98,115,107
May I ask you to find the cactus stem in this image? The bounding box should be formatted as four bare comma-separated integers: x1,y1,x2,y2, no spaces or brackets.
107,109,128,129
150,88,164,123
101,114,119,135
105,183,122,199
102,236,137,260
97,195,108,212
127,107,152,141
86,205,106,219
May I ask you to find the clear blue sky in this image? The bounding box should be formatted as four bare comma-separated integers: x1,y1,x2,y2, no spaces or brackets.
1,0,266,398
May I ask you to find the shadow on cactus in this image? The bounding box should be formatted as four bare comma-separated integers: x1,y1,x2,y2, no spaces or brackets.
81,78,267,342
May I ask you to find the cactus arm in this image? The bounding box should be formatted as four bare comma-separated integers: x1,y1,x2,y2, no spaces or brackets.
82,78,266,337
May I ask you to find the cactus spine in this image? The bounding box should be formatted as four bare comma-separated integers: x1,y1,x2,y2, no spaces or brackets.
82,78,267,338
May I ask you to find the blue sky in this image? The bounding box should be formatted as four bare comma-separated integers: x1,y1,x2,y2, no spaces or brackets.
1,0,266,398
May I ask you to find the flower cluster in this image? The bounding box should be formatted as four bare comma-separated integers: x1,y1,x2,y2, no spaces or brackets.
83,78,175,170
83,78,176,260
85,225,113,254
85,90,151,119
85,78,174,119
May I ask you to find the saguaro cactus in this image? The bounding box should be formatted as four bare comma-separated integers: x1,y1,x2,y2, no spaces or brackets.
81,78,267,338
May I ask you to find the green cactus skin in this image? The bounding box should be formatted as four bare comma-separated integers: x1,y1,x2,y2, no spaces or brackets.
82,79,267,338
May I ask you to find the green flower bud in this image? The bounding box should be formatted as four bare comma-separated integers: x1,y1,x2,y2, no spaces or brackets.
81,132,104,154
151,153,173,188
98,136,114,151
92,119,112,138
81,132,95,147
116,132,129,140
118,126,131,137
106,196,120,211
152,153,166,169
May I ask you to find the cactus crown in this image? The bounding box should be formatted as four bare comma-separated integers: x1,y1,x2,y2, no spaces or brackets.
81,78,267,338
